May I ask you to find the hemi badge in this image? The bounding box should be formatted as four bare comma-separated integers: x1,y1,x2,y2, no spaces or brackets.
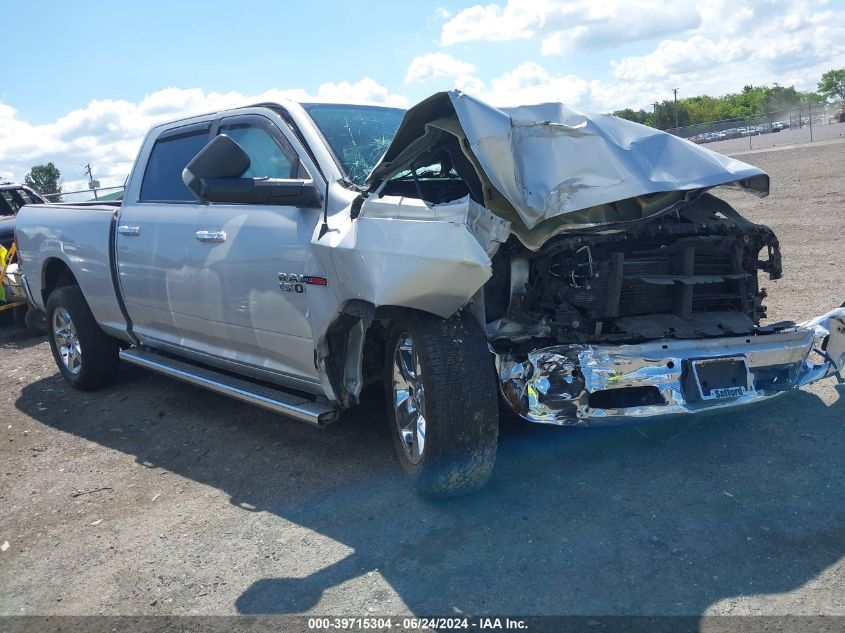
303,276,328,286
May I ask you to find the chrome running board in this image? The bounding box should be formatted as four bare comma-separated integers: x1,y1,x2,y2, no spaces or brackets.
119,348,338,426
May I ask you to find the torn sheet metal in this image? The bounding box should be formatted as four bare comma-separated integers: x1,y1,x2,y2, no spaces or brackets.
367,91,769,248
313,196,502,320
358,194,510,257
496,307,845,425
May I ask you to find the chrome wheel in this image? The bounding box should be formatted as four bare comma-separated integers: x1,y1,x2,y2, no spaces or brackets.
392,333,426,464
53,307,82,375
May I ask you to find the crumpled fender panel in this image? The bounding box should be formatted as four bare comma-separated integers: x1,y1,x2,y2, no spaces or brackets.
306,194,506,405
311,210,493,320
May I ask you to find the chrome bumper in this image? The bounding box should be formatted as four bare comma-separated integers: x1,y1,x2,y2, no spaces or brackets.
496,307,845,426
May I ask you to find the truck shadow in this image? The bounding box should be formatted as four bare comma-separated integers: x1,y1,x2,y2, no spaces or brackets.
0,323,45,351
15,366,845,616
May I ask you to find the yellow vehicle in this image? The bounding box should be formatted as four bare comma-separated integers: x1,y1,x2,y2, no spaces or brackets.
1,243,25,309
1,243,45,332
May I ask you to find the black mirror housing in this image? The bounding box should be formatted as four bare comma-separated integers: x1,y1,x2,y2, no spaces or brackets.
194,178,322,207
183,135,322,207
182,135,250,199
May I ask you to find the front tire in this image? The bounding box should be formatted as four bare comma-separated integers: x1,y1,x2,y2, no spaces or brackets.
46,285,119,390
385,310,499,498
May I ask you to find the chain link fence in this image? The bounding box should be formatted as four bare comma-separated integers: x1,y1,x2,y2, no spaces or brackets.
666,103,845,153
42,186,124,203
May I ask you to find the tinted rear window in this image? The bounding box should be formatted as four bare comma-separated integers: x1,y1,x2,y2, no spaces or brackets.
0,188,40,216
140,129,209,202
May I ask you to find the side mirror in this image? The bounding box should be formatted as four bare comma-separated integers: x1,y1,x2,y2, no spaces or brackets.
182,135,322,207
182,134,250,198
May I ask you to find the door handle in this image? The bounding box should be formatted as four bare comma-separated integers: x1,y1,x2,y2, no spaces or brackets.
194,230,226,243
117,225,141,236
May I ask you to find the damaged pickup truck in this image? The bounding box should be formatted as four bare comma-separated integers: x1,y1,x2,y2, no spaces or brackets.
15,91,845,497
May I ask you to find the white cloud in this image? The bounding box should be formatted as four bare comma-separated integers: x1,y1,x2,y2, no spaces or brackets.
610,6,845,90
611,35,752,82
474,61,661,112
312,77,408,107
401,57,661,112
404,53,486,99
0,79,408,191
436,0,845,109
440,0,700,51
430,0,845,112
440,2,537,45
405,53,478,84
481,62,589,105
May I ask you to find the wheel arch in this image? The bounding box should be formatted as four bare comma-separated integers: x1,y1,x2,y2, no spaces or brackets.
321,299,486,409
41,257,78,304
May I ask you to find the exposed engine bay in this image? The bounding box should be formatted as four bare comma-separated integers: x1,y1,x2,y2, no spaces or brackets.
368,138,784,349
484,193,784,349
362,92,786,351
353,90,844,425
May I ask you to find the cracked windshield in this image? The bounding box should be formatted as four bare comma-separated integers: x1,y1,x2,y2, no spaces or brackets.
303,103,405,185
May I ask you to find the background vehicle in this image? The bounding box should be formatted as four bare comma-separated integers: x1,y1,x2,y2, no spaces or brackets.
0,182,46,250
0,183,47,330
14,92,845,497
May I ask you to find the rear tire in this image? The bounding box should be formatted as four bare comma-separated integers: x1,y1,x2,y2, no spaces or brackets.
385,310,499,498
46,285,119,390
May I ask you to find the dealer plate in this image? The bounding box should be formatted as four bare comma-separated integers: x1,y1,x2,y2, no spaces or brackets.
691,357,751,401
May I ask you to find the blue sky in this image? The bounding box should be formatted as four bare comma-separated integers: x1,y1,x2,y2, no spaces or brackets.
4,1,433,122
2,0,844,189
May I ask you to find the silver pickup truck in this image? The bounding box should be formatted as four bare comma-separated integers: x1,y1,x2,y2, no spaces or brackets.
15,91,845,497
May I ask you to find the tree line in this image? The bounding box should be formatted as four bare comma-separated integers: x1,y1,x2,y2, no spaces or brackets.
613,68,845,130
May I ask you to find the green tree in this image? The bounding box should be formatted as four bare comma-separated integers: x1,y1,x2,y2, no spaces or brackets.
685,95,723,124
762,84,803,112
612,108,651,125
651,99,690,130
24,162,62,196
818,69,845,108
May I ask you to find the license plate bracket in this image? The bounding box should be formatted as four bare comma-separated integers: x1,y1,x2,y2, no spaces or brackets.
691,357,751,400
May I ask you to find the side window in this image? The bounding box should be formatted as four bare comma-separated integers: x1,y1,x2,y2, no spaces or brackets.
0,192,15,216
218,117,298,179
0,188,38,214
140,128,209,202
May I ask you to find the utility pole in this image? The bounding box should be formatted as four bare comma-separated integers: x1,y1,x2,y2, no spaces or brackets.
808,96,813,142
653,102,660,129
672,88,679,131
84,163,99,200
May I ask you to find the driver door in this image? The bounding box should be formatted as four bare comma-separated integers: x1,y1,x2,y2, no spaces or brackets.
187,113,326,388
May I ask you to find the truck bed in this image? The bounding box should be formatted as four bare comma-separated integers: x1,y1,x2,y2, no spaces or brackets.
15,203,130,339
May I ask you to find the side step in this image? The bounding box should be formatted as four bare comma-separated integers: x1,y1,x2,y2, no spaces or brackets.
119,348,338,426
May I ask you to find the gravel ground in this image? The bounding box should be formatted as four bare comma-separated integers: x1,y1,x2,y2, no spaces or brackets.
0,141,843,618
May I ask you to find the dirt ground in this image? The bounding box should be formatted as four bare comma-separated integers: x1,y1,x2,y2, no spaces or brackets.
1,141,844,618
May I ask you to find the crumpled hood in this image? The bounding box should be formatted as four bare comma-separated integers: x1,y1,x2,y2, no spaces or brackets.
366,91,769,247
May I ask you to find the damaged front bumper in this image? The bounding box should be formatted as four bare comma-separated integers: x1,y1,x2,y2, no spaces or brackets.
496,307,845,425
